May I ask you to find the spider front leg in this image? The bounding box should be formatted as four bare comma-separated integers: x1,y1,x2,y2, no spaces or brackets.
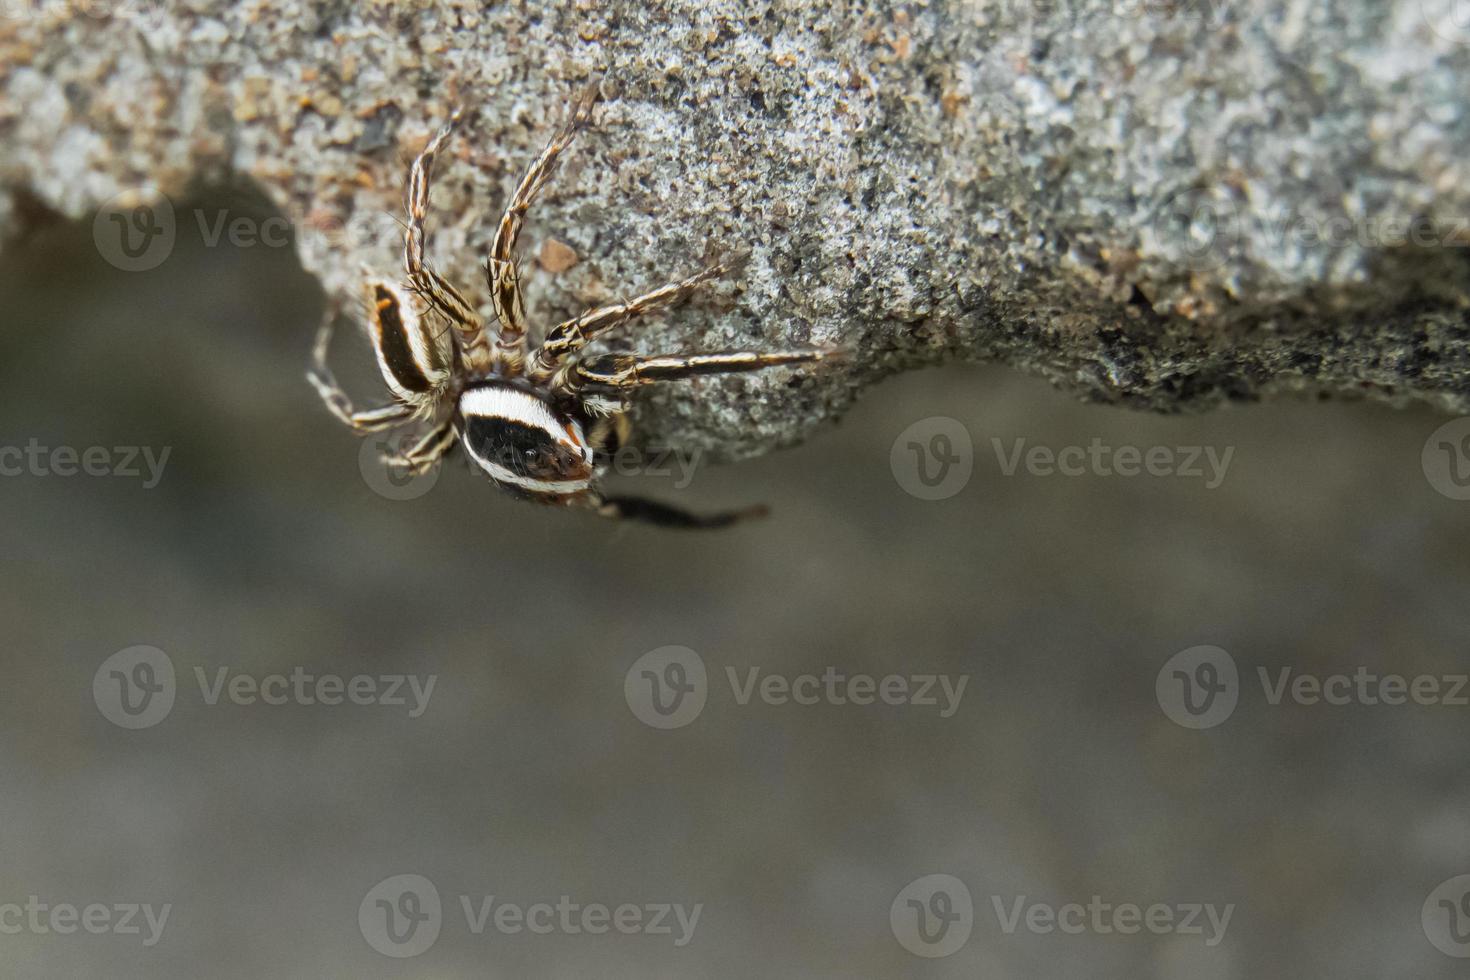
403,109,491,371
307,302,414,432
487,81,600,375
568,349,840,391
527,261,731,381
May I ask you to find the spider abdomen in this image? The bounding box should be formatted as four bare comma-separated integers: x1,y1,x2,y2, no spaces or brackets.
369,280,454,407
456,383,595,498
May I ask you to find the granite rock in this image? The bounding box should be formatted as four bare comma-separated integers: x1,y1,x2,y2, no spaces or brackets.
3,0,1469,457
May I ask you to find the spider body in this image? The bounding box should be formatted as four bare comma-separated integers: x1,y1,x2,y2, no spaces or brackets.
308,82,833,527
456,382,596,500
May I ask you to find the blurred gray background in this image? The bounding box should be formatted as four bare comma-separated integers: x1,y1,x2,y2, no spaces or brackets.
1,194,1468,979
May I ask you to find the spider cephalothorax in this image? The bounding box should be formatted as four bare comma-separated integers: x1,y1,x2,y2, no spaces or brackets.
308,81,834,527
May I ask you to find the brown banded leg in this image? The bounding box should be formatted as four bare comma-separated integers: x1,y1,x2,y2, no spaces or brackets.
307,302,414,431
528,261,730,381
382,417,458,474
570,349,839,391
486,81,599,375
585,492,769,529
402,109,490,365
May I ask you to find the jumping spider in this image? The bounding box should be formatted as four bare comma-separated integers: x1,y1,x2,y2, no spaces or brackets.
308,82,834,528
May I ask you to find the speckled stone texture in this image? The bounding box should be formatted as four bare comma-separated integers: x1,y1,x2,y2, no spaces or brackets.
3,0,1470,457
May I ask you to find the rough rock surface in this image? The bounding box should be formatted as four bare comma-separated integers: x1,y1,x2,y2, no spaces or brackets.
3,0,1470,458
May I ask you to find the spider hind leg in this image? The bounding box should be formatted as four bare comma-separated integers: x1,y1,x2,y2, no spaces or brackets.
592,493,769,529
